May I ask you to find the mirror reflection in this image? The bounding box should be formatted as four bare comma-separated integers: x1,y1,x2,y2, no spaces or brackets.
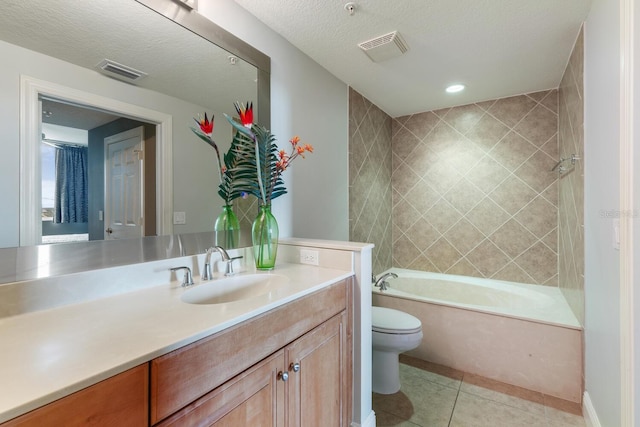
0,0,267,248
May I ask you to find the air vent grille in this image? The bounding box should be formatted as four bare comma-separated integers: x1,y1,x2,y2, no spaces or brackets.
97,59,147,82
358,31,408,63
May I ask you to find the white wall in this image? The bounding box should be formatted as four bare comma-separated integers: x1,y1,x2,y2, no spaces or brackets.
583,0,621,424
635,0,640,419
0,40,236,248
198,1,350,242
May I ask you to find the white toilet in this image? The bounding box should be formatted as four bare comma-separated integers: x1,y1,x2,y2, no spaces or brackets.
371,306,423,394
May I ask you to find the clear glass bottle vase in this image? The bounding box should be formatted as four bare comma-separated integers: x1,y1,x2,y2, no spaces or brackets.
214,204,240,249
251,204,279,270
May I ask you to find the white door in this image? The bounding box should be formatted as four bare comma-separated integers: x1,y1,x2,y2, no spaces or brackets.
104,127,144,240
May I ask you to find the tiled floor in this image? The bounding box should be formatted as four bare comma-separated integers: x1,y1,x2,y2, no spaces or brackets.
372,355,586,427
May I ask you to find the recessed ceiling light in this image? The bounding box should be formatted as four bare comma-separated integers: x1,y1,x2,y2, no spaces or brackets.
446,84,465,93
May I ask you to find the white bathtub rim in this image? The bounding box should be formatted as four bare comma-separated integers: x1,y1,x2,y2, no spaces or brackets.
374,268,581,330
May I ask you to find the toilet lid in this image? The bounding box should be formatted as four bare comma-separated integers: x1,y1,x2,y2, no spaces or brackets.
372,306,422,334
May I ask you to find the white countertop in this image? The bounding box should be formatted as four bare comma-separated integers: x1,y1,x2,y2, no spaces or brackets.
0,262,352,423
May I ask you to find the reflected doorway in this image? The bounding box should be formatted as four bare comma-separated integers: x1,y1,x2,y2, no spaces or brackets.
40,99,156,244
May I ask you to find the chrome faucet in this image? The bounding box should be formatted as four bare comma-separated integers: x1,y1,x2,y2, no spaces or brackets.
170,266,194,287
203,246,243,278
374,272,397,291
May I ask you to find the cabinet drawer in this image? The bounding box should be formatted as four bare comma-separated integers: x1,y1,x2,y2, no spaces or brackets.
150,278,349,424
1,364,148,427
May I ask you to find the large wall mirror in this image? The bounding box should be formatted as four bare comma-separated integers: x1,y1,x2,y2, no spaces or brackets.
0,0,270,283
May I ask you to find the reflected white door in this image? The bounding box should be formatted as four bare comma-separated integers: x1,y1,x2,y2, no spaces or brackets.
104,127,144,240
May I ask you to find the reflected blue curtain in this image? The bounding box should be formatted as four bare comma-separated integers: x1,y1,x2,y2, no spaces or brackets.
54,145,88,223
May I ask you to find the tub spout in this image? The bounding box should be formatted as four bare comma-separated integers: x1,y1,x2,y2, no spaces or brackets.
374,272,398,291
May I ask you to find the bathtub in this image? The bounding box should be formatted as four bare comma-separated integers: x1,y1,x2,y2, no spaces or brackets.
372,268,583,402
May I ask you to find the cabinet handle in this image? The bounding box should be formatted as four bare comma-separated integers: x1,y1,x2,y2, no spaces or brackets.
290,362,300,373
278,371,289,382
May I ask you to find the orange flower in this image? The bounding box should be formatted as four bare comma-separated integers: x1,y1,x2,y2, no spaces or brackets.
221,165,227,174
276,160,287,170
278,149,287,160
303,143,314,153
290,136,300,146
195,112,214,135
234,102,253,128
296,146,306,155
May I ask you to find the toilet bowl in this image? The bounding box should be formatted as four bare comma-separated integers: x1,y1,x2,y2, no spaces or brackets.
372,306,423,394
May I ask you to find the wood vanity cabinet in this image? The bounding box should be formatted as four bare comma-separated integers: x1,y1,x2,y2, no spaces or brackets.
1,364,148,427
151,278,353,427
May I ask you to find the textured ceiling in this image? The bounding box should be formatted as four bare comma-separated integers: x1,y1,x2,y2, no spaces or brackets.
0,0,257,125
233,0,592,117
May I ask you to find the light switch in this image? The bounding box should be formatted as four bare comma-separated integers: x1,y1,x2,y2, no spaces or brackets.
173,212,186,225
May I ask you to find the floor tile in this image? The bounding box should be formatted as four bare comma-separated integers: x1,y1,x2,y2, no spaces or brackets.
375,409,423,427
373,378,457,427
460,373,546,416
374,360,587,427
450,391,547,427
400,354,463,390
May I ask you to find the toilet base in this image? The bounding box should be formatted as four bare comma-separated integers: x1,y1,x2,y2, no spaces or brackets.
372,350,401,394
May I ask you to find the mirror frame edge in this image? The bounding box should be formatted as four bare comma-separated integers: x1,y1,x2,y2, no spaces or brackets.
135,0,271,126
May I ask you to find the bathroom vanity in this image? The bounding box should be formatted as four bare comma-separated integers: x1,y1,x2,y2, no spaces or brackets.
0,239,372,426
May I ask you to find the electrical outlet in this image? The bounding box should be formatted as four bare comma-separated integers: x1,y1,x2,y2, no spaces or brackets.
300,249,319,265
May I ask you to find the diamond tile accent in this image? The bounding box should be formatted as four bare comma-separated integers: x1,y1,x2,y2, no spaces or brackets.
350,85,566,286
489,131,537,171
514,105,559,147
443,218,485,255
464,113,511,151
348,88,392,275
488,94,538,128
443,178,485,213
465,156,510,194
424,238,463,272
465,240,511,277
514,195,557,239
392,90,559,284
403,111,440,140
466,198,511,236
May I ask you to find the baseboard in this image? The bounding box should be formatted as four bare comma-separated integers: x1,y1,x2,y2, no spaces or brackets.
583,392,602,427
351,410,376,427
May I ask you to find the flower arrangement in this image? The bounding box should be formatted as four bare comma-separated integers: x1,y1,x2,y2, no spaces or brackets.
191,102,313,268
191,112,247,206
223,102,313,206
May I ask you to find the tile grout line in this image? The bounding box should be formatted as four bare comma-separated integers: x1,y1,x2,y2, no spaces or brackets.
446,376,464,427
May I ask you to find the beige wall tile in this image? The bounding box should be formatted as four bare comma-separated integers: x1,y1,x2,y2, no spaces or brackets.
352,74,584,291
558,26,585,324
390,90,561,284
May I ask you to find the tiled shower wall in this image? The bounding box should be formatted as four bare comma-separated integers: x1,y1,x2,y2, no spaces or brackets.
348,88,393,275
558,26,585,323
392,91,559,285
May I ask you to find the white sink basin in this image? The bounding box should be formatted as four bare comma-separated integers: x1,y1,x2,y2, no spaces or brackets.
181,274,290,305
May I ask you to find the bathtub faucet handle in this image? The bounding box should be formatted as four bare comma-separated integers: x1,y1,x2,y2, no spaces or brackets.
374,272,398,291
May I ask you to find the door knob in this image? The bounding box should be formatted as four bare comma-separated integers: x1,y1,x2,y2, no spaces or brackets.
290,362,300,373
278,371,289,382
105,227,113,234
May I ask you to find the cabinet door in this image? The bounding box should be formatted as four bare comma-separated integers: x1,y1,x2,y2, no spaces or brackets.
1,365,148,427
285,312,348,427
157,351,285,427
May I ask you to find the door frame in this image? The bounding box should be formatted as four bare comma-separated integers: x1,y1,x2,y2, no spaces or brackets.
19,75,173,246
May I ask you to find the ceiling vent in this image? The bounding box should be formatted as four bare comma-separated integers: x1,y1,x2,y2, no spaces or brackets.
97,59,147,83
358,31,408,63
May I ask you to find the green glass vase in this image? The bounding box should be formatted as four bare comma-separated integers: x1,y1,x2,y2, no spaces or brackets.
252,204,279,270
214,204,240,249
